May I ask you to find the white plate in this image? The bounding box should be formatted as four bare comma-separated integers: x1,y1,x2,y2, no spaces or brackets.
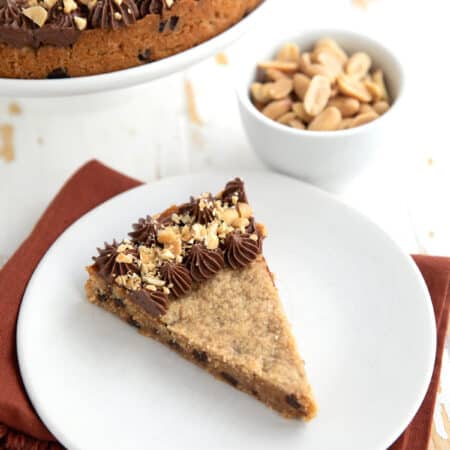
17,172,436,450
0,1,270,98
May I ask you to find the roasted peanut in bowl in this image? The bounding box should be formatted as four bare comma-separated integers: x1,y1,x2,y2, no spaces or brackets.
236,30,404,191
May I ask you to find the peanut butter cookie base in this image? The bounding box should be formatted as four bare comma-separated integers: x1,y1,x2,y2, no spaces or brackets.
85,257,317,420
0,0,261,79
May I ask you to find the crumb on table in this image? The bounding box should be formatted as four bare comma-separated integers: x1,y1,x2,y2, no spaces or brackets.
0,124,14,162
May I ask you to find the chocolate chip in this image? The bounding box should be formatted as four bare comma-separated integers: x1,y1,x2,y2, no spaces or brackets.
47,68,70,79
221,372,238,387
168,340,182,351
127,317,141,329
286,394,303,410
169,15,179,30
138,49,152,63
158,20,167,32
192,349,208,363
97,292,108,302
114,298,125,308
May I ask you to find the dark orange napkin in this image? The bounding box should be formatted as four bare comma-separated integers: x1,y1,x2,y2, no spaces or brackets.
0,160,448,450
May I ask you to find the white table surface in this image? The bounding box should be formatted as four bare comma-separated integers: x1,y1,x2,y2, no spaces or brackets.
0,0,449,447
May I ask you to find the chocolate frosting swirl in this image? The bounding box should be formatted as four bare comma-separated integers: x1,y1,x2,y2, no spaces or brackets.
0,0,176,47
184,244,224,283
34,0,82,47
160,262,192,299
129,288,168,317
223,232,259,270
137,0,161,17
0,0,25,25
246,217,264,252
0,0,34,47
129,215,160,246
179,195,215,225
93,240,139,281
220,178,248,204
90,0,139,30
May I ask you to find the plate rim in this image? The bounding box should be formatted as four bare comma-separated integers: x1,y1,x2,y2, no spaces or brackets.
0,0,271,98
17,170,437,449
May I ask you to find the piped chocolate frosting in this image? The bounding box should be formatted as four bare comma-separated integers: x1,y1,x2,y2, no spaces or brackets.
91,179,266,318
221,177,248,204
90,0,138,30
179,194,215,225
184,244,224,283
0,0,34,47
129,288,168,316
129,215,160,246
93,240,139,282
34,0,82,47
223,232,259,269
159,262,192,299
137,0,161,17
0,0,176,48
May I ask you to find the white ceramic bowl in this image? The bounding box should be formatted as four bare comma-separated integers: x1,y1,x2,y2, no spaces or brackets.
0,0,271,98
236,29,404,191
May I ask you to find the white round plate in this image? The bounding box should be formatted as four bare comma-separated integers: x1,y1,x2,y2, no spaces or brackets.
0,1,270,98
17,172,436,450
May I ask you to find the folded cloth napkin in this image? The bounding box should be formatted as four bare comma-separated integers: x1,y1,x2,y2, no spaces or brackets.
0,160,448,450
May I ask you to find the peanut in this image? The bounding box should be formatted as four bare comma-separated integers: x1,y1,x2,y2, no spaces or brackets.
359,104,376,114
255,222,268,238
222,208,239,225
328,96,360,117
288,119,306,130
22,5,48,26
345,52,371,79
298,52,312,73
308,107,342,131
314,38,348,64
337,74,372,102
267,78,294,100
313,51,343,81
74,16,87,31
277,112,297,125
338,118,354,130
364,79,383,102
251,83,271,104
232,217,250,231
237,202,253,219
304,75,331,116
299,54,335,81
293,73,310,100
276,42,301,63
158,229,177,245
63,0,77,13
372,69,389,101
262,99,292,120
265,68,289,81
351,111,379,127
292,102,314,123
373,100,390,115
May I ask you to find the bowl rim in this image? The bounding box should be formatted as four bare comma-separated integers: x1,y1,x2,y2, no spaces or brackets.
236,28,405,139
0,0,273,98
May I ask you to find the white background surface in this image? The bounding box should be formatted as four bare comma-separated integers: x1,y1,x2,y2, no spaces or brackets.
1,0,449,447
